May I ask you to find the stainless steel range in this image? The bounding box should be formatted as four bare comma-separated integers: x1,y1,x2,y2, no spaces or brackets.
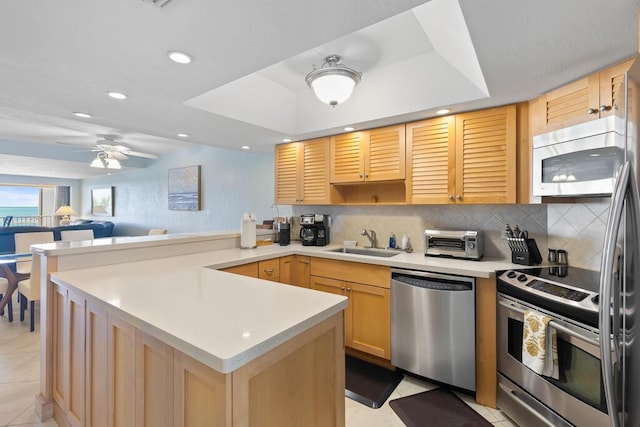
496,267,608,427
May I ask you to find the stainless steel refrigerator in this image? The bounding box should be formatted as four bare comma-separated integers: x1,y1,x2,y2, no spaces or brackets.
599,58,640,427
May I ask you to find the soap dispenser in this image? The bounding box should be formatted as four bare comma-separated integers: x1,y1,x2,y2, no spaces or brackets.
401,232,409,250
389,232,396,249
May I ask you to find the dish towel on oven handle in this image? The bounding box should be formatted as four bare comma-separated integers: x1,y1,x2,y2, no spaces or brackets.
522,310,559,379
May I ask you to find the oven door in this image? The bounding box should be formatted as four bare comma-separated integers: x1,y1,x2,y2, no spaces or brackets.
497,295,609,427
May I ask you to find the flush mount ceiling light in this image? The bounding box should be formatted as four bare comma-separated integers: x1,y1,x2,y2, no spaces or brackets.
282,138,292,143
168,51,193,64
90,152,121,169
177,133,189,138
107,91,127,100
436,109,451,115
305,55,361,107
72,111,92,118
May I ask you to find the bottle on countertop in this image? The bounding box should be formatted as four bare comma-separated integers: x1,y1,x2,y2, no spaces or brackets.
401,232,409,250
389,232,396,249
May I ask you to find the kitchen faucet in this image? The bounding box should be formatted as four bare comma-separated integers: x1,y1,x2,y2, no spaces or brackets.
360,229,377,248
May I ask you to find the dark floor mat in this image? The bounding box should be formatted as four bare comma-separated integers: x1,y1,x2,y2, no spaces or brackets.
389,388,493,427
345,355,403,409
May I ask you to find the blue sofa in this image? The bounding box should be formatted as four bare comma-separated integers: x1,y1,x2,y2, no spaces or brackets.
0,221,115,254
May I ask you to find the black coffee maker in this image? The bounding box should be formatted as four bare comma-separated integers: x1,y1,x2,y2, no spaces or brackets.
300,214,317,246
299,214,330,246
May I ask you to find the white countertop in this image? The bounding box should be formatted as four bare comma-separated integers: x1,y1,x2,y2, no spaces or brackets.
50,250,347,374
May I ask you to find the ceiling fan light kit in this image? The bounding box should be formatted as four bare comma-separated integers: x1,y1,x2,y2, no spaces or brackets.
305,55,361,107
90,151,122,169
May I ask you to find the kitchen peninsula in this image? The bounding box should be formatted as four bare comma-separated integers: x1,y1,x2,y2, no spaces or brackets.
30,232,521,426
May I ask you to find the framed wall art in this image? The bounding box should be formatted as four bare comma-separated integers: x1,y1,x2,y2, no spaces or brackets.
91,186,114,216
168,165,201,210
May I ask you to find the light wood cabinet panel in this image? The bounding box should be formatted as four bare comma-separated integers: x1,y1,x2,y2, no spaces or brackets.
406,115,456,204
347,282,390,359
406,106,516,204
67,290,85,427
274,143,299,204
310,258,391,360
135,331,174,427
279,255,293,285
455,105,516,204
52,285,65,408
86,301,108,427
108,315,136,427
366,125,406,182
222,262,258,278
330,126,405,184
476,277,497,408
173,350,230,427
258,258,279,282
310,257,390,288
530,58,633,135
293,255,310,288
274,138,330,205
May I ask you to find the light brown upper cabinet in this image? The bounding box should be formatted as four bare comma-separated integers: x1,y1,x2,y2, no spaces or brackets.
406,105,517,204
330,124,406,183
529,58,633,136
274,137,330,205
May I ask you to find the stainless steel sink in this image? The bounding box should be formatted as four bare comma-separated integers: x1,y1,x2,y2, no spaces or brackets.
327,247,399,258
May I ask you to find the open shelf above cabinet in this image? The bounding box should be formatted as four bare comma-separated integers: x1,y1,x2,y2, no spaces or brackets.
330,181,406,205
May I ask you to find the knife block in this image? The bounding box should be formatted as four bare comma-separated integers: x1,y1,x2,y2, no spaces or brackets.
508,237,543,266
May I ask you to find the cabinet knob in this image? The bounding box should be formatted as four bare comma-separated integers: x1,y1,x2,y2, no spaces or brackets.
448,195,454,200
347,287,352,292
365,173,369,178
599,104,611,112
456,195,462,200
359,174,363,178
340,286,345,291
587,107,598,115
304,260,309,264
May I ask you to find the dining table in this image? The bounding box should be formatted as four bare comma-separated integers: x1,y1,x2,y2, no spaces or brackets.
0,253,33,321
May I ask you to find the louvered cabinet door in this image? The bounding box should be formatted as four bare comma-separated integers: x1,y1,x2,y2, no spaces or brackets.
599,58,633,118
274,142,300,204
534,76,599,134
330,131,365,183
300,137,330,204
455,105,516,204
365,124,405,181
406,116,455,204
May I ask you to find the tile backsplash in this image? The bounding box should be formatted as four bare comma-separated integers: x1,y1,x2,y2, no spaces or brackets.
294,200,609,271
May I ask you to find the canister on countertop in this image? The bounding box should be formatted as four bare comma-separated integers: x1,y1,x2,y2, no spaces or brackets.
240,213,257,249
278,222,290,246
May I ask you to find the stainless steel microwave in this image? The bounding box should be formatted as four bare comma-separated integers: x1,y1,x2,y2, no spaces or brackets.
532,116,625,197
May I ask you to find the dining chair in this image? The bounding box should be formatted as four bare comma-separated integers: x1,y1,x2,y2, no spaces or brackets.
148,228,168,235
14,231,54,332
0,278,13,322
60,229,95,241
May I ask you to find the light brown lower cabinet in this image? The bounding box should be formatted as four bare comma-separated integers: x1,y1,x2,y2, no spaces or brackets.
51,283,345,427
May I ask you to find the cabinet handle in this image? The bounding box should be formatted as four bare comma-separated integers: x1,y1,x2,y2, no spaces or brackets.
599,104,611,112
264,268,275,274
347,287,352,292
587,107,598,115
304,260,309,264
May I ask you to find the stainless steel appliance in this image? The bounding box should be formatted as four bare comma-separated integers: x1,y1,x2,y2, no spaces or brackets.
391,268,476,391
532,116,625,197
497,268,607,427
299,214,330,246
424,229,483,260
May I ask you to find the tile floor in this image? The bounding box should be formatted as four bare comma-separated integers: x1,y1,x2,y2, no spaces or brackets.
0,300,517,427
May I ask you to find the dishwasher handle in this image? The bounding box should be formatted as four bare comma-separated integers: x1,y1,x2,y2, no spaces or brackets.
391,269,474,291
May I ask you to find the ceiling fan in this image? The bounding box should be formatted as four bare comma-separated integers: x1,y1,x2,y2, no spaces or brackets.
57,135,159,160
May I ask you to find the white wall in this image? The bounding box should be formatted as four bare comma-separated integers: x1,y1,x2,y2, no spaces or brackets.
80,145,290,236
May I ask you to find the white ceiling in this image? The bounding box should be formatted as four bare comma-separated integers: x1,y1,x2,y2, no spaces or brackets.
0,0,638,179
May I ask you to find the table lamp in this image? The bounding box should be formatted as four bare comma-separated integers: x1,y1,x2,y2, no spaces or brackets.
55,205,77,226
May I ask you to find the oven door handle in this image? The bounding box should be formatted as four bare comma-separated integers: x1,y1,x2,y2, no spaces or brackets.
498,299,600,347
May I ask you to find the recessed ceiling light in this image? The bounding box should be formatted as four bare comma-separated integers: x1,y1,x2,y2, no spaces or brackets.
72,112,92,118
344,127,355,131
168,51,193,64
282,138,292,143
107,91,127,100
177,133,189,138
241,146,250,150
436,109,451,115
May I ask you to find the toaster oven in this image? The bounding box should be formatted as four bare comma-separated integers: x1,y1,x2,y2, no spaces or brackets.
424,229,483,260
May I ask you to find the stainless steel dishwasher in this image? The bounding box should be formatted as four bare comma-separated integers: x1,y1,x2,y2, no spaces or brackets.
391,268,476,391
